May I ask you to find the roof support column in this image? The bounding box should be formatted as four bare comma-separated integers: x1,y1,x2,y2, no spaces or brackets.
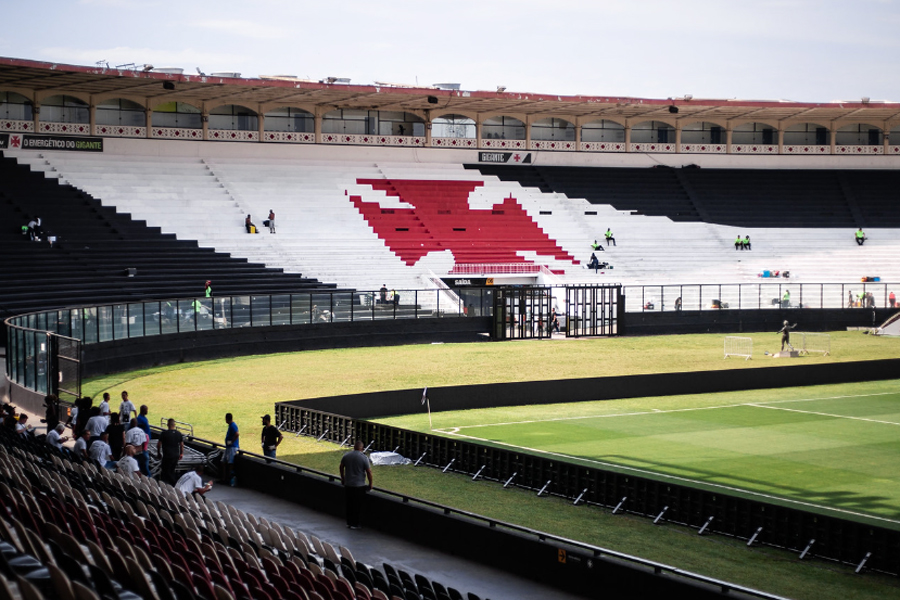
476,120,483,148
425,119,432,147
777,127,784,154
89,100,96,136
884,125,890,153
201,109,209,141
32,98,40,133
830,126,836,154
624,124,631,152
525,116,532,149
725,128,733,154
674,126,682,152
145,107,152,138
258,107,265,142
574,120,582,147
314,113,322,144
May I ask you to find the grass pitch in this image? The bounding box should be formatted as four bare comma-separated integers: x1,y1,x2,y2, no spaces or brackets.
82,331,900,600
376,380,900,526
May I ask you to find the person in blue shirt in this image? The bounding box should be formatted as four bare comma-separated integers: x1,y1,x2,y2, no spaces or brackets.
223,412,240,486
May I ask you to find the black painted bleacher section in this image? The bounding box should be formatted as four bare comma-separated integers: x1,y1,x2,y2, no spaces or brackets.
0,153,340,321
468,164,900,228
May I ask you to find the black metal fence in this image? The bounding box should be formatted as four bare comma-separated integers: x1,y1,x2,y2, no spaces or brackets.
275,402,900,576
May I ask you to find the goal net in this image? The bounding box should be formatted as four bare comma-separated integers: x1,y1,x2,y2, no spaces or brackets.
724,336,752,360
795,332,831,356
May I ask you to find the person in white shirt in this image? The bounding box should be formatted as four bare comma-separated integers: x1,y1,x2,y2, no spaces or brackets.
98,393,111,416
46,423,68,449
15,415,34,436
85,408,109,442
89,432,115,469
118,391,136,423
116,445,141,479
175,466,213,496
72,430,91,459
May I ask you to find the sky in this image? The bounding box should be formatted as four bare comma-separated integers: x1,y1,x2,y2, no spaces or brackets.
2,0,900,103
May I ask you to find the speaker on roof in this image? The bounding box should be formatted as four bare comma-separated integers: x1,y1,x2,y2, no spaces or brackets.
163,81,176,91
668,105,678,114
427,96,438,104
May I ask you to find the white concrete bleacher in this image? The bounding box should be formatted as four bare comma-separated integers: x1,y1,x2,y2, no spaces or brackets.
9,149,900,298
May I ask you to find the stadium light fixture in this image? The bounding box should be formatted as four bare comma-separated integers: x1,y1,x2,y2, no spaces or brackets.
496,86,507,92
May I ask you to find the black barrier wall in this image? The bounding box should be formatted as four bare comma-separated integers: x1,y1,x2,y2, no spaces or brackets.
276,361,900,575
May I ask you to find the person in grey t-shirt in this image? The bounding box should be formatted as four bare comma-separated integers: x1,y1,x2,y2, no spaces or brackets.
339,441,373,529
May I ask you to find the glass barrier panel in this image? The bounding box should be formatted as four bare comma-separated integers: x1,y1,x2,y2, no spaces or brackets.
55,310,70,336
251,296,271,327
177,299,197,332
127,303,144,338
160,300,178,335
35,334,49,395
196,298,214,331
232,296,251,328
24,331,35,390
98,306,114,342
9,328,19,384
113,304,128,340
332,293,354,322
310,294,333,323
291,294,312,325
358,292,376,321
271,295,291,326
214,297,231,329
70,309,83,341
83,308,99,343
36,312,48,332
142,302,159,336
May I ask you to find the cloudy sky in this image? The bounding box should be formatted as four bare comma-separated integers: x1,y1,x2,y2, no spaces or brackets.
2,0,899,102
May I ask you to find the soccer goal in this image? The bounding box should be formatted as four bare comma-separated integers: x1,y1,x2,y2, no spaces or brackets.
795,332,831,356
724,336,753,360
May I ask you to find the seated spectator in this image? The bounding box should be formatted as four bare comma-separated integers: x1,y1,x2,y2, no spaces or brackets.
744,235,751,251
15,414,34,437
735,235,743,251
590,239,603,251
88,431,115,469
72,429,91,460
855,228,866,246
176,465,213,496
46,423,68,450
117,445,141,479
587,253,601,273
605,228,616,246
245,214,256,233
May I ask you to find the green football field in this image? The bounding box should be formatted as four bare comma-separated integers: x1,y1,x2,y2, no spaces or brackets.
375,379,900,527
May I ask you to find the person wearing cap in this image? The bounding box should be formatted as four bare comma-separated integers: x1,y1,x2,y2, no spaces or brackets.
261,414,283,460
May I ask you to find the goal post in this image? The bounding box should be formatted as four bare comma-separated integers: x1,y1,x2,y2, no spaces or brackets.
724,336,752,360
795,332,831,356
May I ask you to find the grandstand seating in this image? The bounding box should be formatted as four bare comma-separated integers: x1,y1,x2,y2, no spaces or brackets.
6,148,900,291
0,152,337,321
0,427,480,600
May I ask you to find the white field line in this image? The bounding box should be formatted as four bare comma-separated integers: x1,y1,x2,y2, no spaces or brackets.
748,404,900,426
440,428,900,526
435,391,899,431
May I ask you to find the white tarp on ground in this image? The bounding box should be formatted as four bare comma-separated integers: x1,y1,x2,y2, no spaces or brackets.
874,312,900,336
369,451,412,466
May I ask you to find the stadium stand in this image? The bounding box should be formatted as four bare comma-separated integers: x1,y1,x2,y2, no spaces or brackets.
0,426,484,600
0,152,339,322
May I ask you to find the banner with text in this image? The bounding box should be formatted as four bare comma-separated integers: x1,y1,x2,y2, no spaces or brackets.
1,133,103,152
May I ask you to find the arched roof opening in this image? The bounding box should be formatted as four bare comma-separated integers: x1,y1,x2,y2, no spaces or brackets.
482,115,525,140
0,91,33,121
151,101,202,129
680,121,725,145
96,98,145,127
784,122,830,145
323,109,425,136
630,120,675,144
732,122,777,145
835,123,883,145
432,114,476,139
40,94,89,123
531,117,574,141
209,104,258,131
581,119,625,143
264,107,314,132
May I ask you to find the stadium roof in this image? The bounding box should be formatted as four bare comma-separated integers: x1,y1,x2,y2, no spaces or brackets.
3,56,900,125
